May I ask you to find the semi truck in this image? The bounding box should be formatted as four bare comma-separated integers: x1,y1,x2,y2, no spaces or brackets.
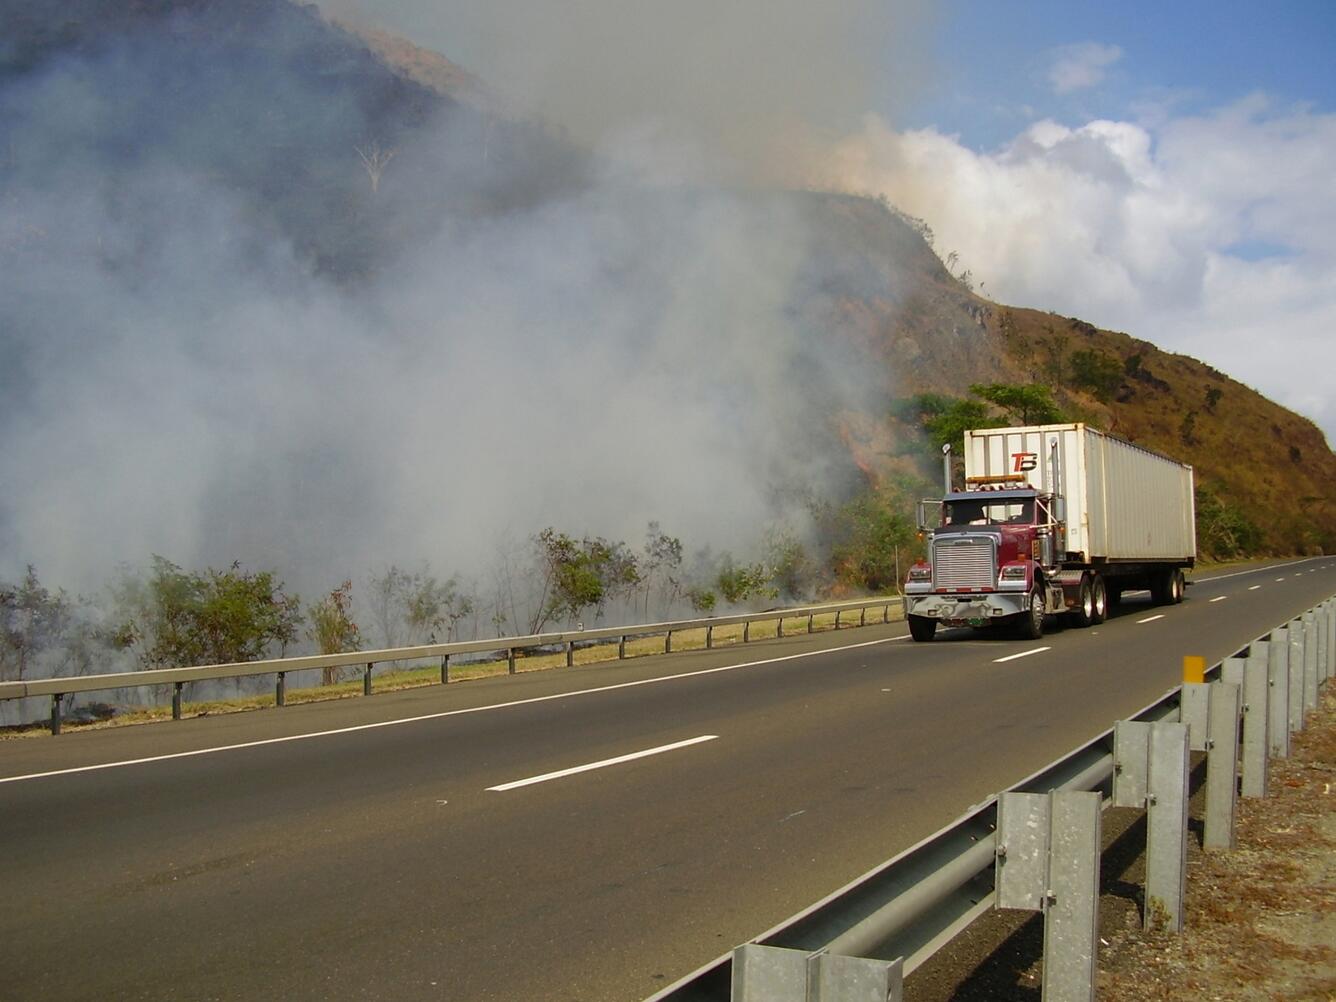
904,423,1196,641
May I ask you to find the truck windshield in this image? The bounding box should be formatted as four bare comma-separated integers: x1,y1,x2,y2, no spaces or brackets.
943,498,1034,526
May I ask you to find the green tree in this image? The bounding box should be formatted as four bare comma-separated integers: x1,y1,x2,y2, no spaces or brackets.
308,580,360,685
829,489,918,592
969,383,1066,425
715,556,777,606
0,566,72,682
530,529,641,631
1195,487,1263,560
116,557,302,670
903,393,996,456
1068,349,1123,402
763,527,814,601
641,522,684,619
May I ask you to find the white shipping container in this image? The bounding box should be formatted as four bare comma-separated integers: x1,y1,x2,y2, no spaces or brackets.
963,423,1196,563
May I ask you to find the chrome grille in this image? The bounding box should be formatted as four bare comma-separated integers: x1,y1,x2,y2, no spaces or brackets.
933,536,996,589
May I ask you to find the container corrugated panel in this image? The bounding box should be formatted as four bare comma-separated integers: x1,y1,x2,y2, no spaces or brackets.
964,424,1195,562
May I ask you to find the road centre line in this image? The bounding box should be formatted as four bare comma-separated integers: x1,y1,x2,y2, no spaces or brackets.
486,735,718,792
1210,596,1228,603
1249,585,1262,591
993,647,1050,663
0,635,908,786
1137,614,1166,624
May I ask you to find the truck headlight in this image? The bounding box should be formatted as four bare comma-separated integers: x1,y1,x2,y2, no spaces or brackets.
907,565,932,583
998,564,1027,587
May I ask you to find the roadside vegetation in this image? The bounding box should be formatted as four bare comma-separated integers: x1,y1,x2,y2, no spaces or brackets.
1,371,1321,727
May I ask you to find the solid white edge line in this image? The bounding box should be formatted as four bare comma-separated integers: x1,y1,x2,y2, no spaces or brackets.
0,634,909,785
486,735,718,792
1137,614,1166,624
993,646,1051,664
1191,556,1324,583
1209,596,1228,603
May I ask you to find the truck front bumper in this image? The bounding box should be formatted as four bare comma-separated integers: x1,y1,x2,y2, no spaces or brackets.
904,591,1029,626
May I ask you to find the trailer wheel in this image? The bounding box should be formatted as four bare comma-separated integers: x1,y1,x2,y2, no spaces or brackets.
908,615,936,642
1170,568,1185,604
1018,587,1045,640
1090,574,1108,624
1068,576,1095,628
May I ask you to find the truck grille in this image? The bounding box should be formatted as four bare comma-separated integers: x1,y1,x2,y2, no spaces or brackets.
933,536,996,590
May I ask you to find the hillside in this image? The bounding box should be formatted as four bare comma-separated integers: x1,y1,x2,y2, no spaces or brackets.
2,0,1331,571
758,190,1333,553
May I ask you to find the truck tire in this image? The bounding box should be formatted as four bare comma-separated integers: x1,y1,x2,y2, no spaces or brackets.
1090,574,1108,624
1153,568,1185,606
1018,587,1045,640
1068,575,1095,628
908,615,936,642
1170,568,1185,604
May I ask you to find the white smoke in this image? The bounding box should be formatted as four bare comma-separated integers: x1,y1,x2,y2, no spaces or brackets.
0,4,917,601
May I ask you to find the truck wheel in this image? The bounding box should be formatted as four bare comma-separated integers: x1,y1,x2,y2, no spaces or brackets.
908,615,936,642
1068,576,1095,628
1151,569,1172,605
1018,588,1045,640
1170,568,1185,604
1090,574,1108,624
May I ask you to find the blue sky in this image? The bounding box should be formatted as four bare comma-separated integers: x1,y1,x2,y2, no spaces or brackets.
826,2,1336,442
906,3,1336,150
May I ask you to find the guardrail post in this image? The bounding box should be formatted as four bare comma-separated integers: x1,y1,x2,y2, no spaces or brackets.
1319,603,1330,684
508,648,517,673
859,607,866,627
50,694,63,735
743,621,750,643
706,625,714,649
1317,603,1329,684
1180,682,1210,751
1203,682,1240,850
834,610,842,630
441,655,450,683
364,662,373,696
565,642,574,667
1319,601,1330,689
807,613,814,634
665,631,673,654
996,790,1102,1002
1303,612,1319,717
1288,622,1305,734
618,636,626,659
276,672,286,708
172,681,184,720
1241,645,1269,798
1146,721,1190,932
882,603,890,624
730,943,904,1001
776,615,783,639
1268,627,1291,759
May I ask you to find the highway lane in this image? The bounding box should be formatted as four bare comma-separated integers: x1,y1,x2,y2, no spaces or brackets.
1,558,1332,1001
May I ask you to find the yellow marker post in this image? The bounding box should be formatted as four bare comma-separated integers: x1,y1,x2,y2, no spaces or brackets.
1183,655,1206,684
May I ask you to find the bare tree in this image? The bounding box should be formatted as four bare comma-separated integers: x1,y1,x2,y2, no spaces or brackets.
356,140,396,194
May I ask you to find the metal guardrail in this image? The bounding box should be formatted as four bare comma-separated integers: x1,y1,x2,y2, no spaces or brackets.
0,595,904,733
648,594,1336,1002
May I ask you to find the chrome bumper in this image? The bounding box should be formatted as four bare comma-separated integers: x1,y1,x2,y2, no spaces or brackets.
905,592,1029,624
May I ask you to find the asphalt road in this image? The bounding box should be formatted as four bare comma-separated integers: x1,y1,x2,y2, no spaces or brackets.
2,558,1332,1001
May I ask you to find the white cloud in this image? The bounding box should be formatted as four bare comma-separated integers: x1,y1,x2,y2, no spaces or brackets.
1048,42,1123,95
825,97,1336,444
